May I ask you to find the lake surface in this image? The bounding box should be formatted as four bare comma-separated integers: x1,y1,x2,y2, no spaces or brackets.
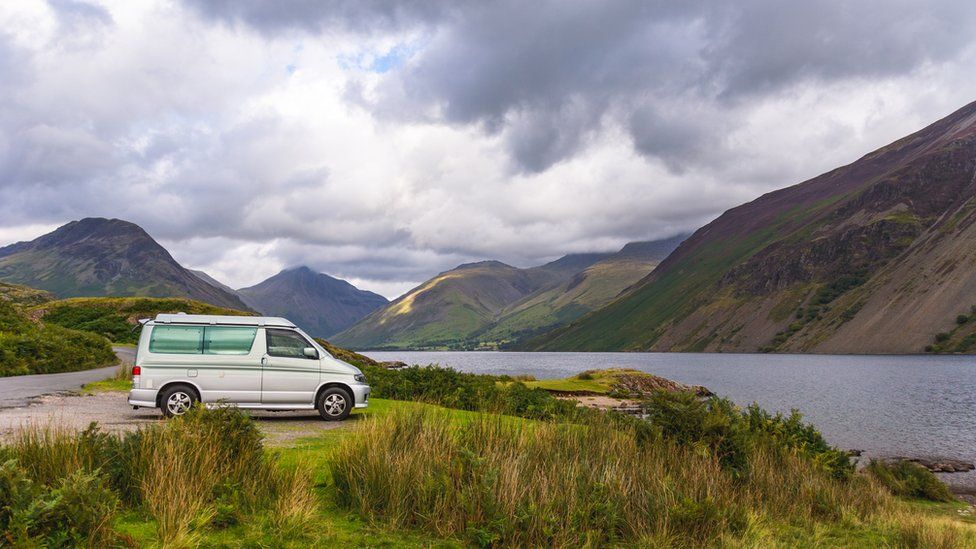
364,351,976,491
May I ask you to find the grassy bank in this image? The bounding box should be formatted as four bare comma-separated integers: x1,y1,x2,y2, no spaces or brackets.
12,354,976,546
33,296,251,345
0,283,116,376
2,399,973,546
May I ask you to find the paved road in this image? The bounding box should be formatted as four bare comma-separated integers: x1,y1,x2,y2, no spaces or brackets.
0,346,134,409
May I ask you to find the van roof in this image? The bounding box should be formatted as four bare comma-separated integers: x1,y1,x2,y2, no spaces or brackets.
152,313,296,328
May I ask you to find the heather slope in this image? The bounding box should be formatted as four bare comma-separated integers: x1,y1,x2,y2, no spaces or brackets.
534,100,976,353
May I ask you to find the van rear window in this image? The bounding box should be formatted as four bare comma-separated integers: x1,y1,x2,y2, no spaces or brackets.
149,325,257,355
204,326,258,355
149,326,203,354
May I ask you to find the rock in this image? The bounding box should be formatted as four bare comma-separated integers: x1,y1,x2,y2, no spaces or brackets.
886,457,975,474
846,449,863,457
379,360,407,369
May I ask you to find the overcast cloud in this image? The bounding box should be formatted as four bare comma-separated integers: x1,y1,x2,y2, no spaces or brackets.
1,0,975,298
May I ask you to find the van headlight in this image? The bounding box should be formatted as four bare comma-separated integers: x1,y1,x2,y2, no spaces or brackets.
354,374,366,383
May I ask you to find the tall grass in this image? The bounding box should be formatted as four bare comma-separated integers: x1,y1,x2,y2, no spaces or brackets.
332,409,901,547
0,407,317,546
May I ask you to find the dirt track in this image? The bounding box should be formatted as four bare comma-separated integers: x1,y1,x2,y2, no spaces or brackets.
0,390,357,446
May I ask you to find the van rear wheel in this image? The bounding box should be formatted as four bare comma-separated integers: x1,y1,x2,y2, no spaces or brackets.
160,385,198,418
317,388,351,421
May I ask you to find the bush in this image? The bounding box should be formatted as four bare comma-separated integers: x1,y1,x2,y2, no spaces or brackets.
935,332,951,343
0,299,116,377
866,460,954,502
361,363,581,421
0,460,119,546
956,315,970,325
641,391,853,480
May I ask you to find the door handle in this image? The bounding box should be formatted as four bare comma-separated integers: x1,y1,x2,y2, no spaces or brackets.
261,356,268,366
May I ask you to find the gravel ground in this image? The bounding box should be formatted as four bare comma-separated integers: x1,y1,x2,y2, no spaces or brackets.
0,390,356,447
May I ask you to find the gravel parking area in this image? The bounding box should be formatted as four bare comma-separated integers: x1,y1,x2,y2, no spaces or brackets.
0,390,357,446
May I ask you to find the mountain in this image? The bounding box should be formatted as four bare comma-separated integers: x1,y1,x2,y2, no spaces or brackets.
188,269,238,295
332,237,683,350
0,218,249,310
533,101,976,354
477,234,686,345
236,266,388,338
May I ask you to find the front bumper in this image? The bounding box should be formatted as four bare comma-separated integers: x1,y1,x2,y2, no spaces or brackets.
128,388,157,408
351,384,370,408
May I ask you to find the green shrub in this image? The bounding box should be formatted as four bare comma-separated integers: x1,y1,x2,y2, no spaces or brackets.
361,363,581,421
30,469,120,547
935,332,951,343
866,460,954,502
641,391,852,480
956,314,969,325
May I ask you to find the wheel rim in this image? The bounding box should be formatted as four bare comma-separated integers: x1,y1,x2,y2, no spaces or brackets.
324,393,346,416
166,391,192,415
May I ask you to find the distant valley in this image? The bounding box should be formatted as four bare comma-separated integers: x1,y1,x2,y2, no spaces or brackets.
332,235,684,350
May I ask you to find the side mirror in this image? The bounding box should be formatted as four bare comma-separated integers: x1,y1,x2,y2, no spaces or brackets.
303,347,319,359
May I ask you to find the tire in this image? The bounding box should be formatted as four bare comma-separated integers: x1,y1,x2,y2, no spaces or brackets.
160,385,198,418
317,387,352,421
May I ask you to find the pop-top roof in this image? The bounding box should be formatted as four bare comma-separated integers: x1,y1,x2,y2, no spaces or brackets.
152,313,295,327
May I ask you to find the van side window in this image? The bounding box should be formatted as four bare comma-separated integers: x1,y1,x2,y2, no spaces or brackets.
204,327,257,355
149,326,204,354
266,329,314,359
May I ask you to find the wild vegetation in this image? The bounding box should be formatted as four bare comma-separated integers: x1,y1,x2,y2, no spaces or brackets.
34,296,251,344
0,283,116,377
331,404,971,547
0,407,317,547
925,305,976,353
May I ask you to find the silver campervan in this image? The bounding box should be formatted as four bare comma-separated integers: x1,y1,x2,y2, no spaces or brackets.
127,314,369,420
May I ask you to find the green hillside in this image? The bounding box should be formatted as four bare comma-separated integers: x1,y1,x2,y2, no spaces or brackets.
480,252,673,347
334,236,683,350
0,283,116,376
533,101,976,353
34,297,253,345
332,260,569,350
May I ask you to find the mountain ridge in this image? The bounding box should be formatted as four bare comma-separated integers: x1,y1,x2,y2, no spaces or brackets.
531,100,976,353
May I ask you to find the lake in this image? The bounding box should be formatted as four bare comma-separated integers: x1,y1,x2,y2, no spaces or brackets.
364,351,976,492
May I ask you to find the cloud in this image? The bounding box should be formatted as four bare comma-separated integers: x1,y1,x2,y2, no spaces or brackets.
1,1,976,298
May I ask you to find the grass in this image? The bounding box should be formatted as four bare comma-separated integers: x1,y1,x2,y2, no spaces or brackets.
2,392,973,547
33,296,252,344
82,362,133,393
329,408,976,547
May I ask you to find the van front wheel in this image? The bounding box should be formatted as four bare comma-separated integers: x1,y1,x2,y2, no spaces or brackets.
317,388,351,421
160,385,198,418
